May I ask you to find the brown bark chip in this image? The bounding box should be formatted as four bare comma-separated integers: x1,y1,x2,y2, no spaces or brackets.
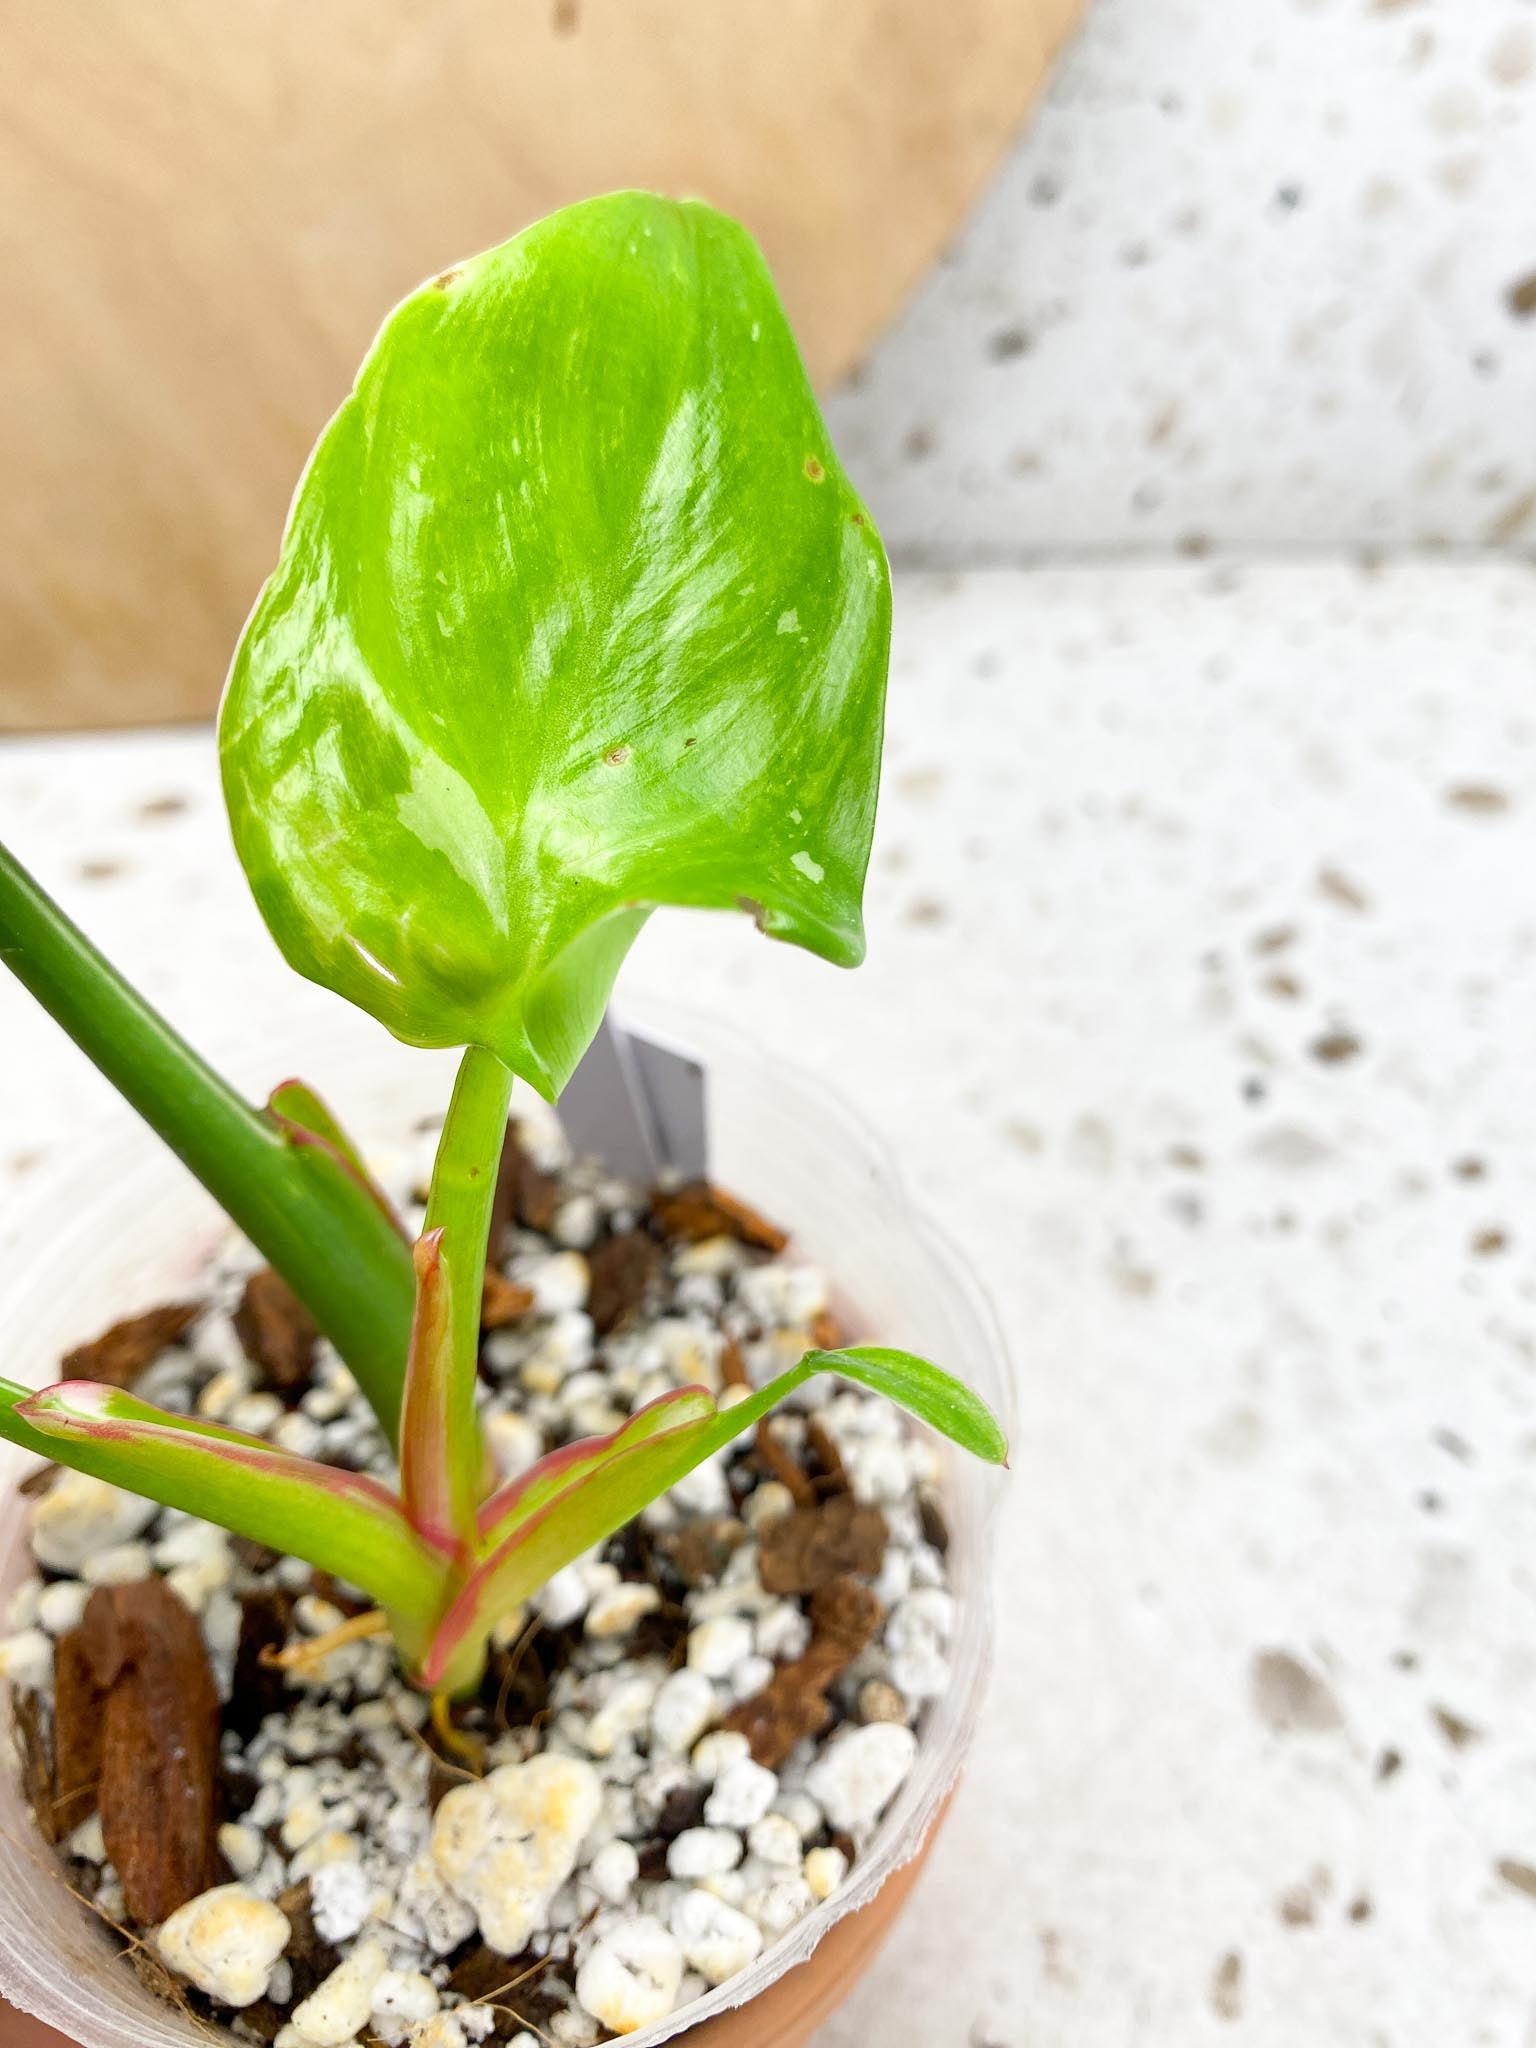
61,1301,198,1389
757,1493,888,1595
233,1267,317,1399
754,1419,817,1509
72,1580,222,1924
51,1624,109,1837
481,1271,536,1330
227,1588,296,1740
724,1574,883,1768
662,1516,748,1589
650,1179,789,1254
587,1231,662,1334
490,1126,561,1248
13,1689,63,1845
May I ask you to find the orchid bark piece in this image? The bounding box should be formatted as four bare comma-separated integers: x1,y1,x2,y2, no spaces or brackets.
220,191,891,1100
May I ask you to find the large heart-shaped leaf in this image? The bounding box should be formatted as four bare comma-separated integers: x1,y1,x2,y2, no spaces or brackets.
220,191,891,1098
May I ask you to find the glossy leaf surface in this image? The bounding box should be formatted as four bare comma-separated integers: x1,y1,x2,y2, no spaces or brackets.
221,191,891,1098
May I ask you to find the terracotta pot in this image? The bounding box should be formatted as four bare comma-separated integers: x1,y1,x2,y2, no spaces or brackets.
676,1803,948,2047
0,1005,1010,2046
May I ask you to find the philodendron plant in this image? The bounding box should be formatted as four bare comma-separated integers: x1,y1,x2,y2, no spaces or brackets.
0,193,1005,1709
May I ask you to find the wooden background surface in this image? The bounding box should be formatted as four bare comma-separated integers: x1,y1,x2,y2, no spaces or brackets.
0,0,1083,733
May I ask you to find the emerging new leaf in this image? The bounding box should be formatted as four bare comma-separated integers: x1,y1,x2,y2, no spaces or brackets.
221,191,892,1098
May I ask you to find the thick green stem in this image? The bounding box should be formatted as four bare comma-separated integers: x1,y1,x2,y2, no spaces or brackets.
407,1045,512,1542
0,839,417,1440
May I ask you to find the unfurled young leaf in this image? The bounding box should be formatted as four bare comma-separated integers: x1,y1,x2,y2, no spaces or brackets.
221,191,891,1099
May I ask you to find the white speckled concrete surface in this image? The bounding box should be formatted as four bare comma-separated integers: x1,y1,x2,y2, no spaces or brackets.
829,0,1536,559
5,561,1536,2041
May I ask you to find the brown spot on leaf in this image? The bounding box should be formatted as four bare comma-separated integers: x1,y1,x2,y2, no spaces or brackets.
1251,1649,1343,1734
604,744,631,766
803,455,825,482
1496,1857,1536,1900
1472,1227,1509,1257
61,1301,198,1389
1506,272,1536,319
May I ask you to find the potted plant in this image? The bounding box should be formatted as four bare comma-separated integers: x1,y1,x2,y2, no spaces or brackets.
0,193,1008,2048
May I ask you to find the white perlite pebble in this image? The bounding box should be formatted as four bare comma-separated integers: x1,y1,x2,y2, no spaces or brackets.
533,1565,591,1630
308,1857,379,1944
371,1968,440,2030
218,1822,265,1880
575,1915,684,2034
805,1724,918,1834
704,1757,778,1829
586,1839,641,1905
155,1885,291,2009
398,1853,479,1955
405,2018,469,2048
30,1472,158,1573
36,1579,91,1637
803,1845,849,1901
289,1934,389,2045
746,1814,803,1868
691,1730,750,1783
650,1668,717,1755
585,1584,662,1638
586,1674,660,1758
432,1753,602,1954
687,1615,753,1679
667,1827,743,1879
485,1411,545,1483
0,1628,52,1690
670,1887,764,1986
82,1539,154,1586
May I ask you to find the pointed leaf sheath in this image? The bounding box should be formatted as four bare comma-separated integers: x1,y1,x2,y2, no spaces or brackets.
265,1078,408,1239
399,1232,477,1556
221,192,891,1098
426,1348,1007,1693
5,1381,447,1665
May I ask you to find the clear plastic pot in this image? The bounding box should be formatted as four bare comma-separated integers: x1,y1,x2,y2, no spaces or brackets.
0,1001,1012,2047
